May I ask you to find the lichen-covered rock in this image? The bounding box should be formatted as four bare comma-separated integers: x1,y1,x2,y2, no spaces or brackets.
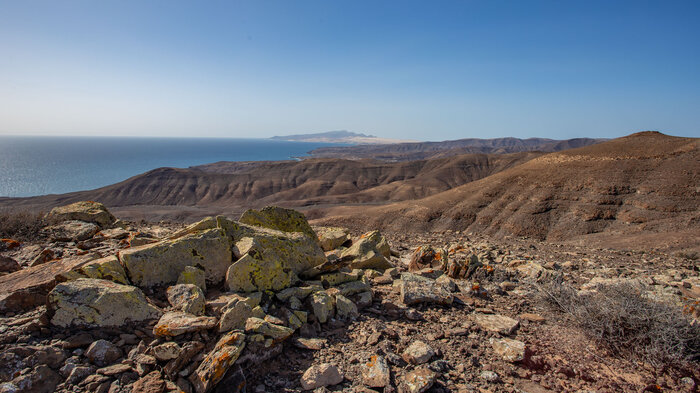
239,206,317,239
399,367,437,393
362,354,391,388
48,201,116,228
218,299,254,332
408,245,448,272
245,317,294,342
335,294,358,319
177,266,206,290
61,255,130,285
190,332,245,393
315,227,350,251
232,227,326,273
167,284,206,315
276,285,322,302
319,270,361,286
399,273,453,306
490,338,527,362
474,313,520,335
402,341,435,365
340,231,393,270
48,278,161,328
225,253,298,293
310,291,335,324
153,312,217,337
300,363,343,391
153,342,181,362
42,220,99,242
119,228,232,288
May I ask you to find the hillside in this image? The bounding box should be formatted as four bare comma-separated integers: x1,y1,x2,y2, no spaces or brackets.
0,152,539,219
313,132,700,250
308,136,604,161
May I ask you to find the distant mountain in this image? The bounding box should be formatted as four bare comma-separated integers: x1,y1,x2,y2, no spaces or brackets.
270,130,415,144
308,136,606,161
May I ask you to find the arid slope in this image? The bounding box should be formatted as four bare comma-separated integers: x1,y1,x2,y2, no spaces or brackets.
313,132,700,247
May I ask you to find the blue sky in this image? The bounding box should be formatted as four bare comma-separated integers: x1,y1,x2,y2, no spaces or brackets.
1,1,698,140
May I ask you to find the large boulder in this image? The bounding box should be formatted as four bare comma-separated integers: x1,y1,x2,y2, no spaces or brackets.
0,254,101,313
315,227,350,251
225,253,298,293
42,220,99,242
59,255,130,285
48,278,162,328
119,228,232,288
47,201,116,228
239,206,317,239
340,230,393,270
399,273,453,306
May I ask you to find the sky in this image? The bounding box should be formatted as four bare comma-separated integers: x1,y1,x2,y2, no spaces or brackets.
0,0,699,141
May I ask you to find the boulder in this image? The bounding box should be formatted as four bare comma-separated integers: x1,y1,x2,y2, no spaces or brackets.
245,317,294,342
0,254,100,313
177,266,206,290
300,363,343,391
225,253,298,293
310,291,335,323
86,339,122,367
335,294,358,319
167,284,206,315
190,332,246,393
315,227,350,251
60,255,130,285
340,231,393,270
0,365,61,393
42,220,99,242
473,313,520,335
119,228,232,288
132,370,166,393
408,245,448,272
47,201,116,228
239,206,317,239
490,338,526,362
28,249,56,267
362,354,391,388
232,226,326,274
399,273,453,306
402,341,435,365
153,312,217,337
48,278,162,328
218,300,254,332
153,342,181,362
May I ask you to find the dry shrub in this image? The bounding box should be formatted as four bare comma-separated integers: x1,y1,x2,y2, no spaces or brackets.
0,209,50,241
538,277,700,370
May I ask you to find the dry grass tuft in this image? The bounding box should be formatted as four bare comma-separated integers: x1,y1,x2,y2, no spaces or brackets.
537,277,700,370
0,210,51,241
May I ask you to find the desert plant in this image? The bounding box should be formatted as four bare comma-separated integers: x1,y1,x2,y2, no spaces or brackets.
537,277,700,370
0,209,51,241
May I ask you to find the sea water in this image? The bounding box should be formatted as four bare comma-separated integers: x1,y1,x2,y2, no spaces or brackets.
0,136,338,197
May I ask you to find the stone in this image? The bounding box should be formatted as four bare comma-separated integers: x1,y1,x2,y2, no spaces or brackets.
435,274,457,292
239,206,317,239
97,364,132,376
0,256,20,273
474,314,520,335
300,363,343,391
310,291,335,323
335,294,358,319
490,338,526,362
399,367,437,393
153,342,181,362
293,338,327,350
28,249,55,267
315,227,350,251
1,365,61,393
153,312,217,337
356,291,373,308
408,245,447,272
362,355,391,388
48,278,162,328
479,370,499,383
86,339,122,367
177,266,206,291
66,366,94,385
519,313,545,323
62,332,95,349
402,341,435,365
337,280,372,296
163,341,204,379
245,317,294,342
218,299,254,332
61,255,130,285
43,220,99,242
319,271,360,286
132,370,166,393
48,201,116,228
444,253,481,279
225,253,298,293
276,285,322,302
399,273,453,306
167,284,206,315
0,254,101,313
119,228,232,288
340,231,393,270
190,332,245,393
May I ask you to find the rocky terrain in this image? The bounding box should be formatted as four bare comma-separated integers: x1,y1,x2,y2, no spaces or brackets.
0,201,698,393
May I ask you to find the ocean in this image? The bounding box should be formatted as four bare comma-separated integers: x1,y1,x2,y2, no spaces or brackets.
0,136,339,198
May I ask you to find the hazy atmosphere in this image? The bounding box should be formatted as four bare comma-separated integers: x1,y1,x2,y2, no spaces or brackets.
1,0,699,140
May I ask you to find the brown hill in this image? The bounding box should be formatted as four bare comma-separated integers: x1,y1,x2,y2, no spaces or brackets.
312,132,700,249
0,152,539,218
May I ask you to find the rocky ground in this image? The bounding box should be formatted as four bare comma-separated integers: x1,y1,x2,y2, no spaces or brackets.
0,202,698,393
